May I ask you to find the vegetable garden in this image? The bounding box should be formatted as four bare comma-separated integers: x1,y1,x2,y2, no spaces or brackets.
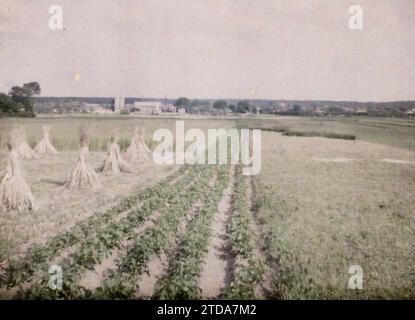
0,162,271,299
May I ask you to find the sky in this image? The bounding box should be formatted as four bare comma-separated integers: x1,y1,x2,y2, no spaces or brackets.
0,0,414,101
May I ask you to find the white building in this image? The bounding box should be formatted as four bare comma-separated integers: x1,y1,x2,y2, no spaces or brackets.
133,101,163,114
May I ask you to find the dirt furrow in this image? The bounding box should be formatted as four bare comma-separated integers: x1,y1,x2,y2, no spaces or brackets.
78,210,163,290
137,173,219,298
198,166,235,298
137,203,201,298
26,169,190,293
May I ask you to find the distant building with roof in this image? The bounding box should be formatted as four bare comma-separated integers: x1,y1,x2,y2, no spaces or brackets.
113,97,125,113
132,101,162,114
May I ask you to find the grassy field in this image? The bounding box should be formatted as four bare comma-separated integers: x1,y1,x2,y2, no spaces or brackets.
2,115,415,151
0,116,235,152
256,132,415,298
0,115,414,299
238,116,415,151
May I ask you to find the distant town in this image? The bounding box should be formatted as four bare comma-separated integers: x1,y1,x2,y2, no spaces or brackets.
33,96,415,118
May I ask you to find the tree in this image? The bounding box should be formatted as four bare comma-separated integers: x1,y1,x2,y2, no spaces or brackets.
0,93,14,115
292,104,302,115
174,97,191,113
174,97,190,108
8,82,40,117
236,100,253,113
23,82,41,96
327,106,343,115
213,100,228,109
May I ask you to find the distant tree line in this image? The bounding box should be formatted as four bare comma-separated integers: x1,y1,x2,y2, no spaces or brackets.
173,97,415,118
0,82,40,117
174,97,258,114
13,91,414,118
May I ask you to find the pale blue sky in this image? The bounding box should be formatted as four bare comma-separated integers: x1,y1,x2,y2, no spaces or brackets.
1,0,414,101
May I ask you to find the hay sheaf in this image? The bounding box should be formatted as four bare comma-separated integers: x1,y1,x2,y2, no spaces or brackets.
0,134,34,213
35,125,58,155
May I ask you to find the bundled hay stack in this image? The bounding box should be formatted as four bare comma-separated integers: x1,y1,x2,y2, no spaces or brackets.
16,126,38,159
98,132,134,174
65,127,99,189
35,125,58,154
124,127,151,164
139,128,152,155
0,131,34,213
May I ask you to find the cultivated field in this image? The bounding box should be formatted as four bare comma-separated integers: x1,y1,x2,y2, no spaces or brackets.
257,132,415,298
0,115,414,299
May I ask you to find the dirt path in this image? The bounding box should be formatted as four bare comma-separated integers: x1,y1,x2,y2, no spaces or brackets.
198,166,235,298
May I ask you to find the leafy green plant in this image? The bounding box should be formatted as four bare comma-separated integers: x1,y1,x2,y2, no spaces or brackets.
228,167,253,259
225,260,265,299
92,165,218,299
1,166,190,289
153,166,230,299
223,167,265,299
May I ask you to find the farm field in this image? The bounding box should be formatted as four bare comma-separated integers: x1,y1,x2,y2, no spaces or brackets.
256,131,415,298
0,116,235,152
0,115,414,299
238,116,415,151
0,162,267,299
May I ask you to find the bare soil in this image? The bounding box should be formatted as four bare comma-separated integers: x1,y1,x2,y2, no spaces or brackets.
137,173,219,298
0,150,178,259
198,166,235,298
78,210,163,290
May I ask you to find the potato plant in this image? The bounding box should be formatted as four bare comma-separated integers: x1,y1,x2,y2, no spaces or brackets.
90,165,219,299
228,166,253,259
153,165,230,299
224,167,264,299
2,166,190,290
15,165,212,299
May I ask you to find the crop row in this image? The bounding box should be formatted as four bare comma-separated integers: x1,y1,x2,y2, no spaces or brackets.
1,165,188,288
153,165,231,299
228,166,253,259
91,165,221,299
224,167,264,299
15,165,215,299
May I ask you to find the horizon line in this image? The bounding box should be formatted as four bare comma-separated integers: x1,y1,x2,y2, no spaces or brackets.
34,96,415,104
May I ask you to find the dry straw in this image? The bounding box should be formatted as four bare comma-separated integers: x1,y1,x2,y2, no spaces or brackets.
124,127,151,164
65,126,99,189
0,129,34,212
98,131,135,174
16,125,38,159
35,125,58,154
